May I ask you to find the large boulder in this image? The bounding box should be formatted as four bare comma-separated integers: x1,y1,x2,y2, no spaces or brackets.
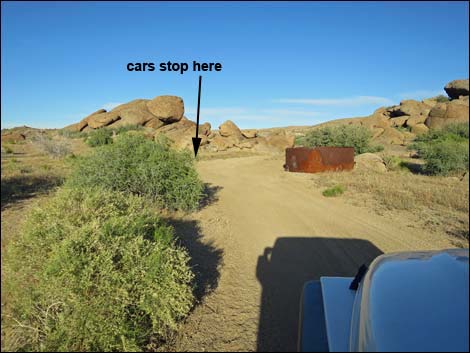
425,99,469,129
87,111,121,129
200,122,211,136
146,95,184,123
377,127,405,145
206,133,237,152
155,118,209,150
410,124,429,135
76,109,107,131
144,117,166,129
444,79,469,99
361,112,390,130
390,116,408,127
388,100,430,117
354,153,387,173
1,132,26,143
105,100,155,128
219,120,242,138
422,97,440,108
406,114,428,127
241,129,257,138
254,132,295,153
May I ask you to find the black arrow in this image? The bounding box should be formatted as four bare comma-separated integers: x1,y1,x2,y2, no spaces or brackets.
192,75,202,157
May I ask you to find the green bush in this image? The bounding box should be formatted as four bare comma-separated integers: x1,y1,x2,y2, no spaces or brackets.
112,124,144,135
68,134,204,211
3,187,194,352
322,184,346,197
419,140,468,175
435,94,450,103
86,128,113,147
410,123,469,175
411,122,469,145
297,125,381,154
382,155,406,172
58,129,88,139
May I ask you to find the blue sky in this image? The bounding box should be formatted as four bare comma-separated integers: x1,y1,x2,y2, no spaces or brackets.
1,1,469,129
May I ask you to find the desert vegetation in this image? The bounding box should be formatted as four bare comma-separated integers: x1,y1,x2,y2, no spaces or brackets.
296,124,384,154
3,188,194,351
85,127,113,147
33,134,72,159
1,78,468,352
322,184,346,197
68,134,204,211
2,132,205,351
409,123,469,175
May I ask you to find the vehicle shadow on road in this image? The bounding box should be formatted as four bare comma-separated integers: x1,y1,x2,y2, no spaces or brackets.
256,237,382,352
165,217,224,304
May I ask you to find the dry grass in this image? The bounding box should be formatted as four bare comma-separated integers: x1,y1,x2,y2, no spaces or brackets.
311,168,469,242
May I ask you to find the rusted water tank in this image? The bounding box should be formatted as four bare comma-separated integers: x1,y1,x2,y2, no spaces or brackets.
284,147,355,173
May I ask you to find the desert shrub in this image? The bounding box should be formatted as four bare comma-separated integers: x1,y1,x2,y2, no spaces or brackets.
382,155,406,171
67,134,204,211
34,135,72,158
420,140,468,175
322,184,345,197
367,144,384,153
3,187,194,352
85,128,113,147
435,94,450,103
58,129,87,139
112,124,144,135
297,125,380,154
410,123,469,175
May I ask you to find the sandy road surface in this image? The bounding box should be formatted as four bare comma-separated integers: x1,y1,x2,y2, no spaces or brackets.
175,155,455,352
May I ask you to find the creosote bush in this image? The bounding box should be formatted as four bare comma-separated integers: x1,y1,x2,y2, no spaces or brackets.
297,124,383,154
85,127,113,147
3,187,194,352
58,129,88,139
409,123,469,175
68,134,204,211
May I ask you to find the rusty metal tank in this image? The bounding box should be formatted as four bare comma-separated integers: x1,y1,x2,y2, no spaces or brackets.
284,147,355,173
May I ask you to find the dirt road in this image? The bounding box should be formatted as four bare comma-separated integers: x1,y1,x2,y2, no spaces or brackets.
175,155,455,352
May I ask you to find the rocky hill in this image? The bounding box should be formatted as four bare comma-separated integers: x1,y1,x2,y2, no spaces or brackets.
60,78,469,152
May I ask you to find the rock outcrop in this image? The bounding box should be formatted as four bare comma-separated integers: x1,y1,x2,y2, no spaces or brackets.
425,99,469,129
219,120,243,138
71,95,184,132
241,129,257,138
146,95,184,123
444,79,469,99
358,78,469,144
1,132,26,143
354,153,387,173
62,78,467,154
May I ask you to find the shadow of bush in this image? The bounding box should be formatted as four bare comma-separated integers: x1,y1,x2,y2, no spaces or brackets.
1,174,63,210
165,218,223,303
199,183,223,210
